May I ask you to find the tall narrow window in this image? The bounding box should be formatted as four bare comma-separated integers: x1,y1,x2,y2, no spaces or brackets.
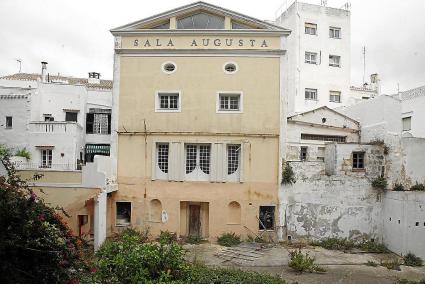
329,27,341,38
300,147,308,161
218,93,241,112
185,145,197,174
259,206,275,230
329,91,341,103
94,114,109,134
185,144,211,176
5,116,12,129
352,152,365,169
305,88,318,100
317,147,325,161
305,23,317,35
116,202,131,226
227,145,240,175
402,116,412,131
305,52,318,64
157,144,169,173
329,55,341,67
40,149,52,168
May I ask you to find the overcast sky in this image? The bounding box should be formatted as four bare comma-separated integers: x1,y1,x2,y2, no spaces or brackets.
0,0,424,94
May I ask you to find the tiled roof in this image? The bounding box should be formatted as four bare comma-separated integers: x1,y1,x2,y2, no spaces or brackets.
0,73,112,90
391,85,425,101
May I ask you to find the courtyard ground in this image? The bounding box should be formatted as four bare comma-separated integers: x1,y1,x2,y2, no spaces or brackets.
184,243,425,284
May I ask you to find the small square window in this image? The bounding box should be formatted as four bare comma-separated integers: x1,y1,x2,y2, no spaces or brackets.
116,202,131,226
305,23,317,35
156,92,180,112
218,93,241,112
329,91,341,103
259,206,275,230
329,55,341,67
329,27,341,38
65,112,78,122
5,116,12,129
353,152,365,169
305,52,318,64
305,88,318,100
402,116,411,131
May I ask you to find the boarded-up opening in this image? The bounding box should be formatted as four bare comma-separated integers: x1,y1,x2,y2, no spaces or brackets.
150,199,162,222
227,201,241,224
189,205,201,236
180,202,209,238
259,206,275,230
116,202,131,226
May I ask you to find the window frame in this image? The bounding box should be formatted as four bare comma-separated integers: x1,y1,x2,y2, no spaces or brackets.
5,116,12,129
352,152,365,170
184,143,211,181
216,91,243,113
223,62,239,74
155,91,182,113
329,26,341,39
305,88,318,101
227,144,241,178
65,111,78,122
259,206,275,231
329,91,341,103
402,116,412,131
329,55,341,67
161,61,177,74
40,148,53,168
305,23,317,35
300,146,308,161
305,52,318,64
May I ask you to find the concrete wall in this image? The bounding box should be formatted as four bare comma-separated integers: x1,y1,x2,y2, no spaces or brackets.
401,137,425,186
383,191,425,258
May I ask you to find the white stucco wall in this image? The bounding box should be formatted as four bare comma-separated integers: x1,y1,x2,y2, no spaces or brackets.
401,95,425,138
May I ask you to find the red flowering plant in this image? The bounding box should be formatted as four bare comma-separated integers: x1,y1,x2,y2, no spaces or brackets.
0,147,89,283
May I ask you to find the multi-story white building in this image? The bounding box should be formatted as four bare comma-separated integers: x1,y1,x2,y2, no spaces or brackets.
0,62,112,170
275,1,379,115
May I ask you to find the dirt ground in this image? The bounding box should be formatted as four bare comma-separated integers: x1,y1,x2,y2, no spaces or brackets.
184,243,425,284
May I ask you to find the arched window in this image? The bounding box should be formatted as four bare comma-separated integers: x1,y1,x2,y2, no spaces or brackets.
177,13,224,29
150,199,162,222
227,201,241,224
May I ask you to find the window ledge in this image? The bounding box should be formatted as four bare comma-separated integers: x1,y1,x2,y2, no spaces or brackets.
115,224,131,227
352,168,366,172
155,109,181,113
216,110,242,114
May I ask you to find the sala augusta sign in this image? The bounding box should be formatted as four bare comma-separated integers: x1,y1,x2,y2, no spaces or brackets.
133,38,270,48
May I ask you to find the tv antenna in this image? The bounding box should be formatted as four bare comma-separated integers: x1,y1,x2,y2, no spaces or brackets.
362,46,366,85
15,58,22,73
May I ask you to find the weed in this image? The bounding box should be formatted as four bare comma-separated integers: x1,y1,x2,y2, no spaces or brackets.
310,238,355,251
15,148,31,160
357,239,388,253
410,182,425,191
217,232,241,247
404,253,423,267
366,260,378,267
381,258,401,270
282,162,296,185
158,230,177,245
185,235,202,244
372,177,388,190
288,249,326,273
393,183,405,191
397,278,425,284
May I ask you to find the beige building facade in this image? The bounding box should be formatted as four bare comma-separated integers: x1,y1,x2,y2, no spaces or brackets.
110,2,290,240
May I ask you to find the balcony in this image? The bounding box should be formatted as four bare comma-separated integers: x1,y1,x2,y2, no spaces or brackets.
29,121,83,134
14,162,80,171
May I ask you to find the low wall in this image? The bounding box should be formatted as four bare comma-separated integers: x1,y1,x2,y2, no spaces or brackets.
17,170,82,184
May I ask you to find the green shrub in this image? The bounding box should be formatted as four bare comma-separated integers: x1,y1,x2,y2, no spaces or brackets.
185,235,202,244
282,162,296,185
0,144,11,158
217,232,241,247
366,260,378,267
410,182,425,191
311,238,355,251
404,253,423,267
372,177,388,190
15,148,31,160
288,249,325,273
393,183,405,191
158,230,177,245
357,239,388,253
381,257,401,270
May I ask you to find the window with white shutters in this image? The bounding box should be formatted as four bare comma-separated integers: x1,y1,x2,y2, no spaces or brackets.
185,144,211,181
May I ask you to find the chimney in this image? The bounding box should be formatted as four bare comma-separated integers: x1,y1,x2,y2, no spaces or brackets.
41,61,48,83
370,73,380,96
88,72,101,84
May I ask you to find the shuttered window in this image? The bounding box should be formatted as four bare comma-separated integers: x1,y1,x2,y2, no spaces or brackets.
402,116,412,131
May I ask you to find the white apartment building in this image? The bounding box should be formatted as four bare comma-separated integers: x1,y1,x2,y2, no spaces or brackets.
0,62,112,170
276,1,379,115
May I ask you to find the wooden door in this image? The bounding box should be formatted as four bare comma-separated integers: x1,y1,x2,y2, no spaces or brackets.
188,205,201,237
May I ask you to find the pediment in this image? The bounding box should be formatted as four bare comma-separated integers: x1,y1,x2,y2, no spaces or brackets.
111,1,289,33
288,107,359,130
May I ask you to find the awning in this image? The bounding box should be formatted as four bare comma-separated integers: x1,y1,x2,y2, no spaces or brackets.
85,144,110,155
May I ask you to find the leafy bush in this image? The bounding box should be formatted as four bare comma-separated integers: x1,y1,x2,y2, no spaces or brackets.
381,257,401,270
217,232,241,247
92,229,187,283
187,265,287,284
0,154,87,284
393,183,405,191
15,148,31,160
404,253,423,267
288,249,325,273
410,182,425,191
158,230,177,245
371,177,388,190
282,162,296,185
357,239,388,253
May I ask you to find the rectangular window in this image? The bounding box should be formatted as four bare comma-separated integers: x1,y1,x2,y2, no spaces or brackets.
157,143,169,174
40,149,52,168
305,52,318,64
305,88,318,100
317,147,325,161
227,144,240,175
259,206,275,230
329,55,341,67
329,91,341,103
301,134,346,143
157,92,180,111
185,144,211,175
402,116,412,131
93,113,109,134
44,114,54,121
353,152,365,169
5,116,12,129
300,147,308,161
65,112,78,122
329,27,341,38
218,93,241,112
305,23,317,35
116,202,131,226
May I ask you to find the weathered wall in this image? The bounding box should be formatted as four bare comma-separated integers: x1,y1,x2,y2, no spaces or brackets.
382,191,425,258
400,137,425,186
401,95,425,138
17,170,82,184
281,144,385,240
